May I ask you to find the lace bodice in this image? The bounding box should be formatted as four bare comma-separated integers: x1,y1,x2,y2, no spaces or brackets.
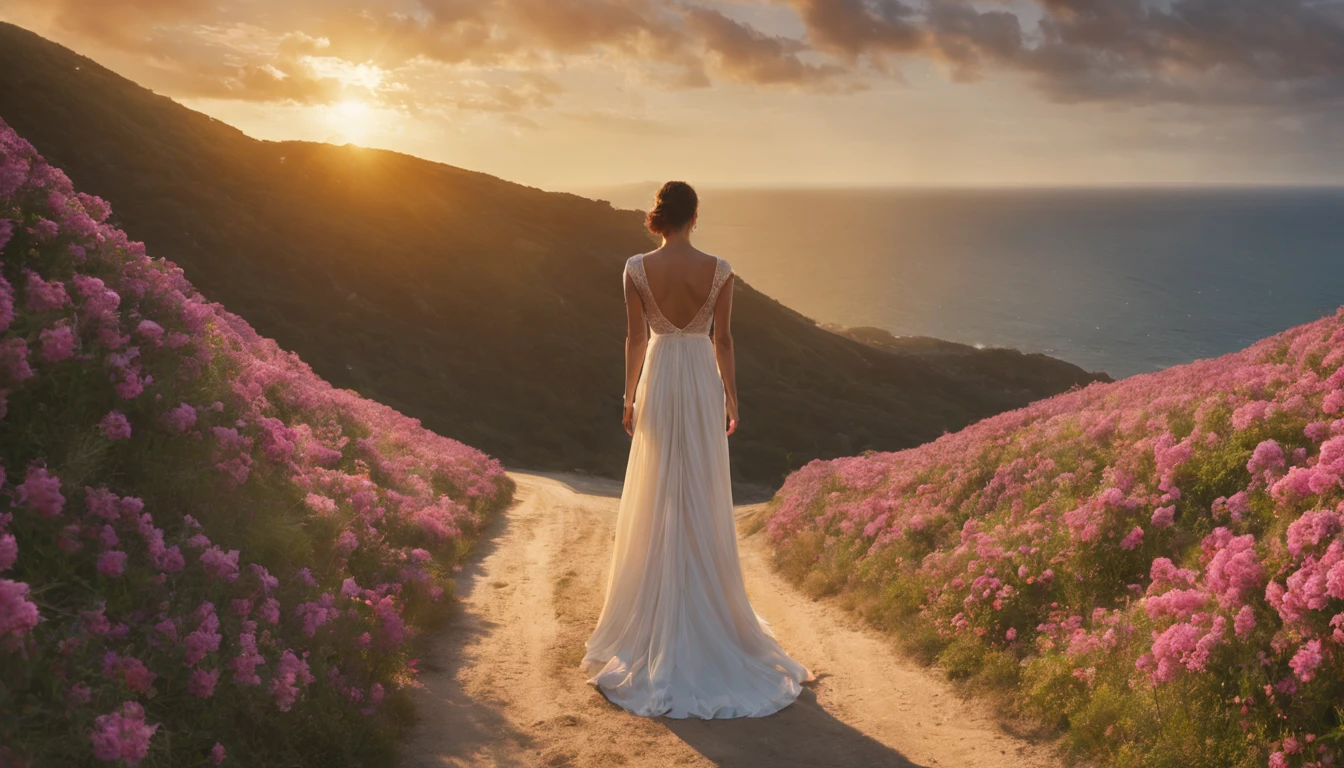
625,253,733,336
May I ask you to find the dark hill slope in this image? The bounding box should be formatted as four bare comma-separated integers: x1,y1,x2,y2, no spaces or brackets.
0,22,1108,485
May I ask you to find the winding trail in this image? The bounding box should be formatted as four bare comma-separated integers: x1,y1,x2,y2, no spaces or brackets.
404,471,1059,768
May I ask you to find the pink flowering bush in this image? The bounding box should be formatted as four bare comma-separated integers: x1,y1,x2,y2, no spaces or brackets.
0,118,512,765
768,303,1344,766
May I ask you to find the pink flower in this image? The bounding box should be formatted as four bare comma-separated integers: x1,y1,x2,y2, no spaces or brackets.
97,550,127,578
1325,389,1344,415
200,547,239,580
1203,530,1263,609
211,742,226,765
0,579,40,637
1119,526,1144,551
103,652,156,694
188,668,220,698
304,493,337,515
67,682,92,706
84,486,121,521
90,701,159,764
259,598,281,625
1149,559,1197,590
334,530,359,553
81,606,110,635
1286,510,1341,557
1005,627,1017,641
340,577,361,598
230,631,264,686
1248,439,1286,476
135,320,164,343
295,594,337,637
157,547,185,573
29,218,58,241
1147,616,1226,683
0,534,16,571
24,269,70,311
373,595,405,648
1234,605,1256,639
1150,505,1175,529
184,603,222,666
39,323,76,363
0,274,12,333
1290,639,1324,682
271,649,314,712
17,466,64,517
100,411,131,441
154,619,178,643
164,402,197,434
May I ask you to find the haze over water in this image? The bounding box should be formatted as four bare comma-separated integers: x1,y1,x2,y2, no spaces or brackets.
597,186,1344,379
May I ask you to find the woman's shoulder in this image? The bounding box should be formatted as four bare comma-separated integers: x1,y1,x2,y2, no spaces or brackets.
709,253,734,279
690,248,729,271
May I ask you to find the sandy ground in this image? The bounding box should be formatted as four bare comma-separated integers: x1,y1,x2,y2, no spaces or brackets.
403,471,1059,768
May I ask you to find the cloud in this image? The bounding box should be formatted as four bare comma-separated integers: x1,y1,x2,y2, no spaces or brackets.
782,0,925,59
785,0,1344,107
684,6,855,88
4,0,1344,116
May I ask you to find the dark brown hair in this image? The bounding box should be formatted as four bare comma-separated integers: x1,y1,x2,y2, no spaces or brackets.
645,181,698,236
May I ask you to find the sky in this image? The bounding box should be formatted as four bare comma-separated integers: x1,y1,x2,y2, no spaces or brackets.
2,0,1344,191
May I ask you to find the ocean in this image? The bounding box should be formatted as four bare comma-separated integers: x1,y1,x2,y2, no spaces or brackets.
594,186,1344,379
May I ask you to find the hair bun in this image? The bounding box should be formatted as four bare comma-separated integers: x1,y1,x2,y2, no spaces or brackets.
646,181,698,236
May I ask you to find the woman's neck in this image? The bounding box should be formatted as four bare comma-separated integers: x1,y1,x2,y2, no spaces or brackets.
660,229,692,248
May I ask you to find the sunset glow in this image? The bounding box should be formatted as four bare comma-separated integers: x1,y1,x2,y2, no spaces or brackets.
2,1,1342,190
326,99,378,144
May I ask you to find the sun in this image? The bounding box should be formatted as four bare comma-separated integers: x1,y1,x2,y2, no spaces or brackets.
326,99,376,144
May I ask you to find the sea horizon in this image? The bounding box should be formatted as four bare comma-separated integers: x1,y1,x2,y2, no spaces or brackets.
580,184,1344,380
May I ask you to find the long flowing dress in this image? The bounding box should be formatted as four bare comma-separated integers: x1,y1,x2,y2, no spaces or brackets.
580,252,812,719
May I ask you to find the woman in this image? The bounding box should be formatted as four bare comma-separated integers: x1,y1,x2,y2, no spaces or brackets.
580,181,813,719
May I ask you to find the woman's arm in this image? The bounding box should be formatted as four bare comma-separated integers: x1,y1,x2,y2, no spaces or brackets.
711,274,738,436
622,270,649,436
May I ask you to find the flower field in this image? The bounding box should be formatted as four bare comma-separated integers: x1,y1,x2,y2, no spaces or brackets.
0,118,513,766
766,306,1344,767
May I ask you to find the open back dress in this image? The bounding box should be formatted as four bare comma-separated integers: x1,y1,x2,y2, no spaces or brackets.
579,252,812,719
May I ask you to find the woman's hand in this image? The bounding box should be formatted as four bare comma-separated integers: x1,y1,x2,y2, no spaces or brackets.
622,402,635,436
725,399,739,436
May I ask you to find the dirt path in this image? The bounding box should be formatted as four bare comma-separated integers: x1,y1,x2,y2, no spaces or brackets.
404,471,1059,768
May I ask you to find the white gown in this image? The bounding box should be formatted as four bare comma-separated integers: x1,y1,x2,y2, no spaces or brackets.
580,253,812,719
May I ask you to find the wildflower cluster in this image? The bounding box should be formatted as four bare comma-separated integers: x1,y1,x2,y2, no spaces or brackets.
0,119,513,765
769,302,1344,766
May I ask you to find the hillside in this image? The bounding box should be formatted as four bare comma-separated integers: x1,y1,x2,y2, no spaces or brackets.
0,22,1107,487
766,308,1344,767
0,117,512,764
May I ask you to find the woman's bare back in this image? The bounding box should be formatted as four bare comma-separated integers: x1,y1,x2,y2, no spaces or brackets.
639,246,721,330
